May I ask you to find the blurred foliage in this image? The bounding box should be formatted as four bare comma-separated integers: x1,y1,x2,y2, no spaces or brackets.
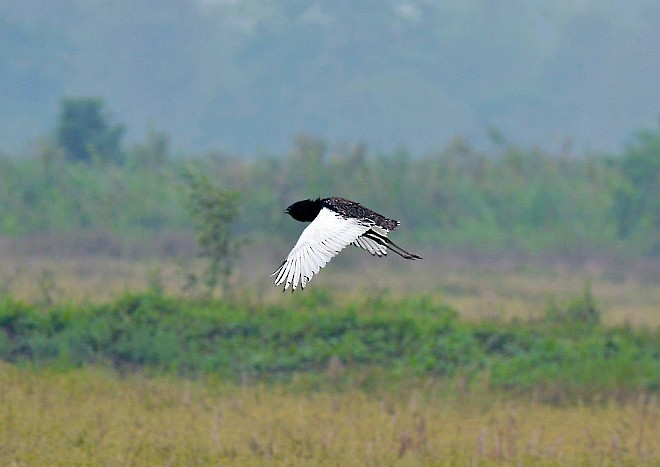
0,135,186,235
1,120,659,257
56,97,124,165
0,291,657,402
543,284,600,328
612,120,660,254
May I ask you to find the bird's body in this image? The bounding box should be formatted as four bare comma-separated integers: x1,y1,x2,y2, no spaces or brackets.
273,197,421,292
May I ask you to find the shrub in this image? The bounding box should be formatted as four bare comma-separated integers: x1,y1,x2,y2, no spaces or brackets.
0,291,657,401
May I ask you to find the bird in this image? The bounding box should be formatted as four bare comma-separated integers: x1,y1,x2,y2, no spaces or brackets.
272,197,422,292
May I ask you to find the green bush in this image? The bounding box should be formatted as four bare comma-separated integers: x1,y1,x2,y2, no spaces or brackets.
0,292,657,401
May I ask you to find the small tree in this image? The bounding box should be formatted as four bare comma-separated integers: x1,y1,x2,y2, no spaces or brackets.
56,97,124,164
183,168,240,297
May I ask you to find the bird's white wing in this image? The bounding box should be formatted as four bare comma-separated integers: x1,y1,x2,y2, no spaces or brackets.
273,208,372,291
351,225,390,256
352,236,387,256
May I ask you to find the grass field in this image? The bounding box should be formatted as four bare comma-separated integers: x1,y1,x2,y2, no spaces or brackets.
1,244,658,465
1,363,657,466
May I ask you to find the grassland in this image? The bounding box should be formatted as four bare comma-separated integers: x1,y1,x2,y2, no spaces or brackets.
1,363,657,466
1,246,658,465
2,96,658,465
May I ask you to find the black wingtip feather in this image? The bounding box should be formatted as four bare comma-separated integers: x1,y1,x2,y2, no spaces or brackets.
362,231,422,260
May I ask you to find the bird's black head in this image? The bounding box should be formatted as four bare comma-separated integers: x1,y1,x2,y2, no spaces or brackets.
285,198,323,222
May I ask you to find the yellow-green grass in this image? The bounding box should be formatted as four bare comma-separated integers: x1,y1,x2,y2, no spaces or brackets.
1,363,657,466
2,253,658,327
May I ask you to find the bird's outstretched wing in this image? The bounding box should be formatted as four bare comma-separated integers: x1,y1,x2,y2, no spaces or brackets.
272,208,371,292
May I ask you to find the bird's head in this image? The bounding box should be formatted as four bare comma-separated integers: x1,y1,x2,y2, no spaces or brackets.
285,198,322,222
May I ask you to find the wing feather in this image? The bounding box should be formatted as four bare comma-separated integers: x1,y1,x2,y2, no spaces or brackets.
273,208,371,291
351,225,391,256
294,256,302,289
274,261,287,284
300,249,310,286
352,235,387,256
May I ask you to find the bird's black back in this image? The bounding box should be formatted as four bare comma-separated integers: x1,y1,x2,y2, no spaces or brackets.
322,197,400,231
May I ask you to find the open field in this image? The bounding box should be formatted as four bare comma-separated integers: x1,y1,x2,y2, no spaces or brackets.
1,240,658,464
1,242,658,327
1,363,657,466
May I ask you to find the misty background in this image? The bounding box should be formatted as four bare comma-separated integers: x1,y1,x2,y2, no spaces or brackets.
0,0,658,272
2,0,660,155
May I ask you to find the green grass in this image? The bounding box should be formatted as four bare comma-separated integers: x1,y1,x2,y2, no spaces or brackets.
1,290,657,403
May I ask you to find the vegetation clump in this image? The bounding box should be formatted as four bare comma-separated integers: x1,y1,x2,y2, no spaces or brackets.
543,284,600,327
0,291,656,403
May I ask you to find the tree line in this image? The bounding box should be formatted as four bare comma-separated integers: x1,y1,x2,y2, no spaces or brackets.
0,98,658,258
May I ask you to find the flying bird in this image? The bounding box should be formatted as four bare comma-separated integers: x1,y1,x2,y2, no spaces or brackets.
272,197,422,292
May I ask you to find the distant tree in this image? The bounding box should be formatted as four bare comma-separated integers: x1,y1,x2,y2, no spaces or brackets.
56,97,124,164
612,121,660,251
183,168,241,297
